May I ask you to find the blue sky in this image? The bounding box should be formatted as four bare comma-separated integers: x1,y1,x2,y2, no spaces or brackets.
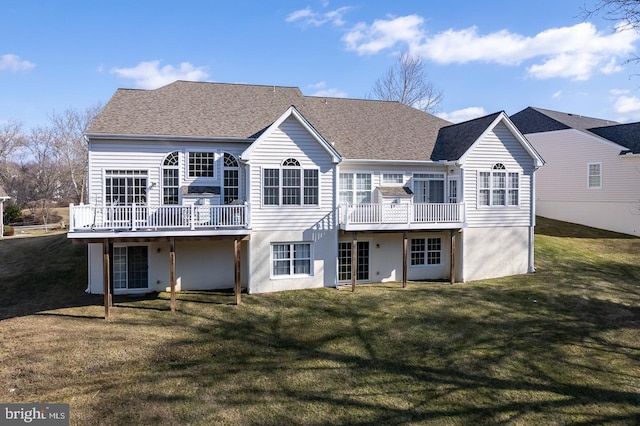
3,0,640,130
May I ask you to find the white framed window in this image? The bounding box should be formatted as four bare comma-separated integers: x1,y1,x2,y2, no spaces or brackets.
113,245,149,290
271,242,312,277
414,173,445,203
337,241,370,282
162,152,180,205
382,173,404,185
262,159,319,206
188,151,216,178
588,162,602,189
410,237,442,266
448,178,459,203
105,170,148,206
478,163,519,207
339,173,372,204
223,152,240,204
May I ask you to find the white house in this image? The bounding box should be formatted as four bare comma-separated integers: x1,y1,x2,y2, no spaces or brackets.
510,107,640,236
68,81,544,317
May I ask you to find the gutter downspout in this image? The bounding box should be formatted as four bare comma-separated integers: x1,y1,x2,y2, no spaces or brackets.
528,167,537,273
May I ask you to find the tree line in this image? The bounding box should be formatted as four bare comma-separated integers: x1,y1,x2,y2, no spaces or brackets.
0,104,102,225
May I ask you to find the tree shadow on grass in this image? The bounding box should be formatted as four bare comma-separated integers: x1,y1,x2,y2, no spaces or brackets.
81,279,640,425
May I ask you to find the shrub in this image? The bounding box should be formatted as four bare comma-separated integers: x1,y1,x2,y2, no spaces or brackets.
4,203,22,223
3,225,14,236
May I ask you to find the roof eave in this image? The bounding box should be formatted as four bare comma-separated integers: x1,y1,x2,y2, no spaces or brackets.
85,133,256,143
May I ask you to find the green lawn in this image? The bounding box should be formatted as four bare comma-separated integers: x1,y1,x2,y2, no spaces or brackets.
1,217,639,425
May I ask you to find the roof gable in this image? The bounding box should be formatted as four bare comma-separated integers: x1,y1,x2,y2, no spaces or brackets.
240,106,341,163
432,112,544,167
431,112,502,161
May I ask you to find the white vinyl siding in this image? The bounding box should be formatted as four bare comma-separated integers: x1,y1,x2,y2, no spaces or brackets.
87,141,247,208
525,129,640,236
247,117,336,231
463,122,533,227
526,129,639,204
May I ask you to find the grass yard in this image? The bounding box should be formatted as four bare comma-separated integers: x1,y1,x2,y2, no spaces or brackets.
0,217,639,425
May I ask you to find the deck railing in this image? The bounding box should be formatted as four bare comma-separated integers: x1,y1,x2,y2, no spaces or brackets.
68,203,250,232
339,202,464,226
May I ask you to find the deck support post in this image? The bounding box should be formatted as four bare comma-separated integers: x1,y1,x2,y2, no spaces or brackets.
102,239,111,319
170,237,176,312
234,238,242,305
402,231,408,288
450,230,456,284
351,232,357,293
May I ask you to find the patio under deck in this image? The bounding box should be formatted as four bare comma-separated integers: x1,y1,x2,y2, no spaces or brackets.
67,203,251,319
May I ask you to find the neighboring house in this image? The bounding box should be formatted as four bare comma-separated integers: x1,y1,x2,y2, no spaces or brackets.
0,186,9,237
510,107,640,236
68,81,543,315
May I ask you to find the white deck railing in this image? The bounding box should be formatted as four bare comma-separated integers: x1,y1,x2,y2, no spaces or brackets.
339,202,464,226
68,203,250,232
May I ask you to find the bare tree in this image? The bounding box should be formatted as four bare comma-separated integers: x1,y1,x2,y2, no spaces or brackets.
582,1,640,32
49,103,102,204
21,127,64,224
0,119,24,160
371,50,443,113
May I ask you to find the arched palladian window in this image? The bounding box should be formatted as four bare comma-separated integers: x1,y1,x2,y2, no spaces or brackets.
162,151,179,205
223,152,239,204
478,163,519,207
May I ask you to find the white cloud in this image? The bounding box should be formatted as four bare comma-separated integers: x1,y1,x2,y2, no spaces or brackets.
552,90,563,99
610,93,640,122
436,107,487,123
0,54,35,72
343,15,424,54
341,14,639,80
307,81,348,97
110,60,208,89
610,88,630,96
286,6,350,27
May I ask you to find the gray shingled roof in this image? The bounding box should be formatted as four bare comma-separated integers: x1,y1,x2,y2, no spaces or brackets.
431,112,502,161
88,81,453,161
510,106,640,154
510,107,618,134
588,122,640,154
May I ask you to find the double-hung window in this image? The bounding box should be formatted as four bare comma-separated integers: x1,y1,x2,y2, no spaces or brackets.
410,238,442,266
262,158,319,206
478,163,519,207
272,242,312,277
588,163,602,189
339,173,372,204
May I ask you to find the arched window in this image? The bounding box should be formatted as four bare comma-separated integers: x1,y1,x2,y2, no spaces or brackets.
223,153,239,204
478,163,519,207
282,158,301,167
162,152,179,205
282,158,301,205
